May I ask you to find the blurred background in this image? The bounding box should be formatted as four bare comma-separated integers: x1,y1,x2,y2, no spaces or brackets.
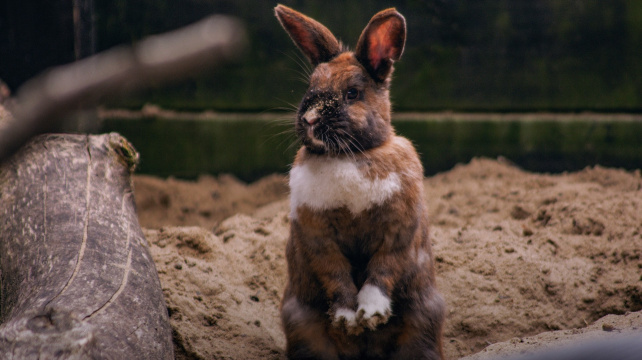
1,0,641,180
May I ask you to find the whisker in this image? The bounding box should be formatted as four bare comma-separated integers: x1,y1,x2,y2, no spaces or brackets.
288,50,312,77
285,139,301,152
258,122,297,148
265,119,295,130
322,132,332,153
268,118,294,125
282,51,312,82
337,137,357,162
279,125,303,154
262,103,297,128
288,72,311,85
266,127,297,139
295,75,311,85
279,136,300,153
335,129,366,156
273,98,300,112
268,106,297,113
344,138,360,160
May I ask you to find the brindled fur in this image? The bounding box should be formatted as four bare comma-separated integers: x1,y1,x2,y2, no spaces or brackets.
275,4,445,360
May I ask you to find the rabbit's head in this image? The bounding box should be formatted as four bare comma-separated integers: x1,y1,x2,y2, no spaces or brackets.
275,5,406,156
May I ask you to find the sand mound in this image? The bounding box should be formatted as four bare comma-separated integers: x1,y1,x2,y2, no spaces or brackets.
134,158,642,359
134,173,288,229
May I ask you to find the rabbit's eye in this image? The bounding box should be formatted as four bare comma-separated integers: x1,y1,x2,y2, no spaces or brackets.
346,87,360,100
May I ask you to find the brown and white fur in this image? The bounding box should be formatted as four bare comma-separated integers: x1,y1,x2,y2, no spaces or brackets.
275,5,445,360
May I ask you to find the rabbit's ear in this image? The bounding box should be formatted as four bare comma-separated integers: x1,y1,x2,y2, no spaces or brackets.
356,9,406,82
275,5,341,66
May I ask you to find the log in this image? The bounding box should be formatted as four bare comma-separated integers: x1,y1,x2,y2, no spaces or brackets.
0,133,173,359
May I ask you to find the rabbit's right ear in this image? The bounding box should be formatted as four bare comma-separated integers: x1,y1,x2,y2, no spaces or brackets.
275,4,341,66
355,9,406,83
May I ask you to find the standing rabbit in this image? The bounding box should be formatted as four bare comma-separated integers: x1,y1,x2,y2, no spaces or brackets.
275,5,445,360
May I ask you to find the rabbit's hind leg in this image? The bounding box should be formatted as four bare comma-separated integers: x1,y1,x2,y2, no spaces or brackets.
389,291,446,360
281,297,339,360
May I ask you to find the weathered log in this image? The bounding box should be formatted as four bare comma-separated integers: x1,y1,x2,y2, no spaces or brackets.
0,133,173,359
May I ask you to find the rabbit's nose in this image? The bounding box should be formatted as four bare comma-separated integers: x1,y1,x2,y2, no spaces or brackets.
302,107,320,125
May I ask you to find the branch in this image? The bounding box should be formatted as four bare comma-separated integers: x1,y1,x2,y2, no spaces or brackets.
0,14,246,163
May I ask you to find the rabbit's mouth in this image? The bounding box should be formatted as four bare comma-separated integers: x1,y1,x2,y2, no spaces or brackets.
299,121,335,155
300,121,359,156
296,117,332,155
304,124,327,151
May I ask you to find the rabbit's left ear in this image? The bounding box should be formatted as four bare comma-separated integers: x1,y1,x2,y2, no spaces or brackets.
356,9,406,82
275,5,341,66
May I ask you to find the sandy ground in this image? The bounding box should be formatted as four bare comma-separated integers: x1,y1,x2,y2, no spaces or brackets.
134,158,642,359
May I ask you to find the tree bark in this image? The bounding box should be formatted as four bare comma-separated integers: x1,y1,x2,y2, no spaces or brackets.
0,133,173,359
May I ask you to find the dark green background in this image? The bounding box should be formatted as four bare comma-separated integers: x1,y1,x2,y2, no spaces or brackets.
95,0,642,112
101,115,642,181
2,0,642,112
4,1,642,179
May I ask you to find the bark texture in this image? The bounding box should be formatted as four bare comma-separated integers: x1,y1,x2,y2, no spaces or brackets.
0,133,173,359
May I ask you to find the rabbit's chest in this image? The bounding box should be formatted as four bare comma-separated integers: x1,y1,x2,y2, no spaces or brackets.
289,156,401,219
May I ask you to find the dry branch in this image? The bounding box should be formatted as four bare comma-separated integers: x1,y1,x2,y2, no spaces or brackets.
0,14,246,163
0,133,173,359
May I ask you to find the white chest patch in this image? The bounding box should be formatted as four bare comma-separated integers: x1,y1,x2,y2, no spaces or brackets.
289,156,401,218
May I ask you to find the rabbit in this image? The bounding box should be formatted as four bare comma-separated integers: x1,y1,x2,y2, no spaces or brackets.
275,4,445,360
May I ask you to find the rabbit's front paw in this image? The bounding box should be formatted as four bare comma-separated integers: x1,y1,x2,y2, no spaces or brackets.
356,285,392,330
331,307,364,335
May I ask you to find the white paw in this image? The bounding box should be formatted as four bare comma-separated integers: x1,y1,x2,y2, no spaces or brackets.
332,307,364,335
356,285,392,330
332,307,357,327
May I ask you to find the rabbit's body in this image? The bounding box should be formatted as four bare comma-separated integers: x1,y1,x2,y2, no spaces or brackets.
276,5,445,359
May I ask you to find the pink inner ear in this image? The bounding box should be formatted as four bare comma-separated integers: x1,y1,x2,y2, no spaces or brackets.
368,21,397,71
298,34,320,61
287,21,320,62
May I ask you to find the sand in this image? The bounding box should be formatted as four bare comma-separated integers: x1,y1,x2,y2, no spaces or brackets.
134,158,642,359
